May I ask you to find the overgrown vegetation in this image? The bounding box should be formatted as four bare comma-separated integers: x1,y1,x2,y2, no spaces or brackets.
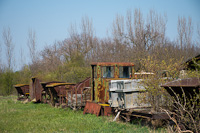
137,56,200,132
162,87,200,133
0,96,166,133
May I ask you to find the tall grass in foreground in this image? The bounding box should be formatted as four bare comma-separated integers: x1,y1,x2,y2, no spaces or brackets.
0,96,166,133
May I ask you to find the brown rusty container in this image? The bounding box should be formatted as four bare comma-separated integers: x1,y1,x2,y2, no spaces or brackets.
14,84,29,99
46,83,76,106
161,77,200,99
41,81,65,103
29,77,43,102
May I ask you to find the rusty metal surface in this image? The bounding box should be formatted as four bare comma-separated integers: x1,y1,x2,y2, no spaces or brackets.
47,83,75,106
14,84,29,97
91,62,134,66
161,78,200,87
83,101,112,116
41,81,65,92
67,77,91,108
41,81,65,103
91,62,135,103
83,101,101,116
101,106,112,116
30,77,43,102
161,78,200,99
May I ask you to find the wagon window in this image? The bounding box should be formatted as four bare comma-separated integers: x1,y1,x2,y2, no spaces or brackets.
102,66,114,78
119,66,132,78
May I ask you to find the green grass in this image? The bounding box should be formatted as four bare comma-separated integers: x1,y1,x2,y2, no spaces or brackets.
0,96,166,133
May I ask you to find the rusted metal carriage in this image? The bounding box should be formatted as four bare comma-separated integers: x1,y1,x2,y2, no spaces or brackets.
66,77,91,109
30,77,66,103
14,84,29,100
161,77,200,104
29,77,44,102
41,81,65,103
46,83,75,106
84,62,135,116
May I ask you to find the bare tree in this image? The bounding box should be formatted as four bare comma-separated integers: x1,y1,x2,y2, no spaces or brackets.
111,8,168,66
27,29,37,64
27,29,40,76
197,24,200,47
65,16,95,64
3,27,14,70
177,16,193,50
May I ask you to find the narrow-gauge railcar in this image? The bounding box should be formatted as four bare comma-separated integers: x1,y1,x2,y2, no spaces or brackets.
46,83,76,106
66,77,91,109
29,77,43,102
84,62,135,116
90,62,135,103
41,81,66,103
14,84,29,100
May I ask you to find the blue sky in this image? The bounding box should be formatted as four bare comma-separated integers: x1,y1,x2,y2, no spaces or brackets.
0,0,200,70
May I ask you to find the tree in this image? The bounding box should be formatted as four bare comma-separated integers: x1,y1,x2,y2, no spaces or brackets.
2,27,15,95
27,29,37,63
3,28,14,70
177,16,194,59
27,29,39,76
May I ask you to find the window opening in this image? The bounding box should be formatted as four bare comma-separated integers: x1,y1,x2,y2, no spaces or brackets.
119,66,132,78
102,66,114,78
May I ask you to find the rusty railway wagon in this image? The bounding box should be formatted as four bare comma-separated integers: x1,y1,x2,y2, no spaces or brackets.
41,81,66,103
46,82,76,106
66,77,91,109
161,77,200,105
29,77,44,102
14,84,29,100
29,77,66,103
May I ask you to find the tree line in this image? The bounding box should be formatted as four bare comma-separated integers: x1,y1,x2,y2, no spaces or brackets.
0,9,200,95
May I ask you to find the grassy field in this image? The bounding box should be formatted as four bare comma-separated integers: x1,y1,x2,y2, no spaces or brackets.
0,96,166,133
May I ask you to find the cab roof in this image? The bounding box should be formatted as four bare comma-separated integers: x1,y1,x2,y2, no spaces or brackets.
91,62,134,66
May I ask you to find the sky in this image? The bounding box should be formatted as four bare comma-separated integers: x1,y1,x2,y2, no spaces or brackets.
0,0,200,71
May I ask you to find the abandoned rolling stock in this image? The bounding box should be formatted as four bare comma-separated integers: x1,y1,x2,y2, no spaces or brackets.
108,79,149,109
40,81,66,103
46,82,76,106
90,62,135,103
84,62,135,116
66,77,91,108
29,77,44,102
14,84,29,100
